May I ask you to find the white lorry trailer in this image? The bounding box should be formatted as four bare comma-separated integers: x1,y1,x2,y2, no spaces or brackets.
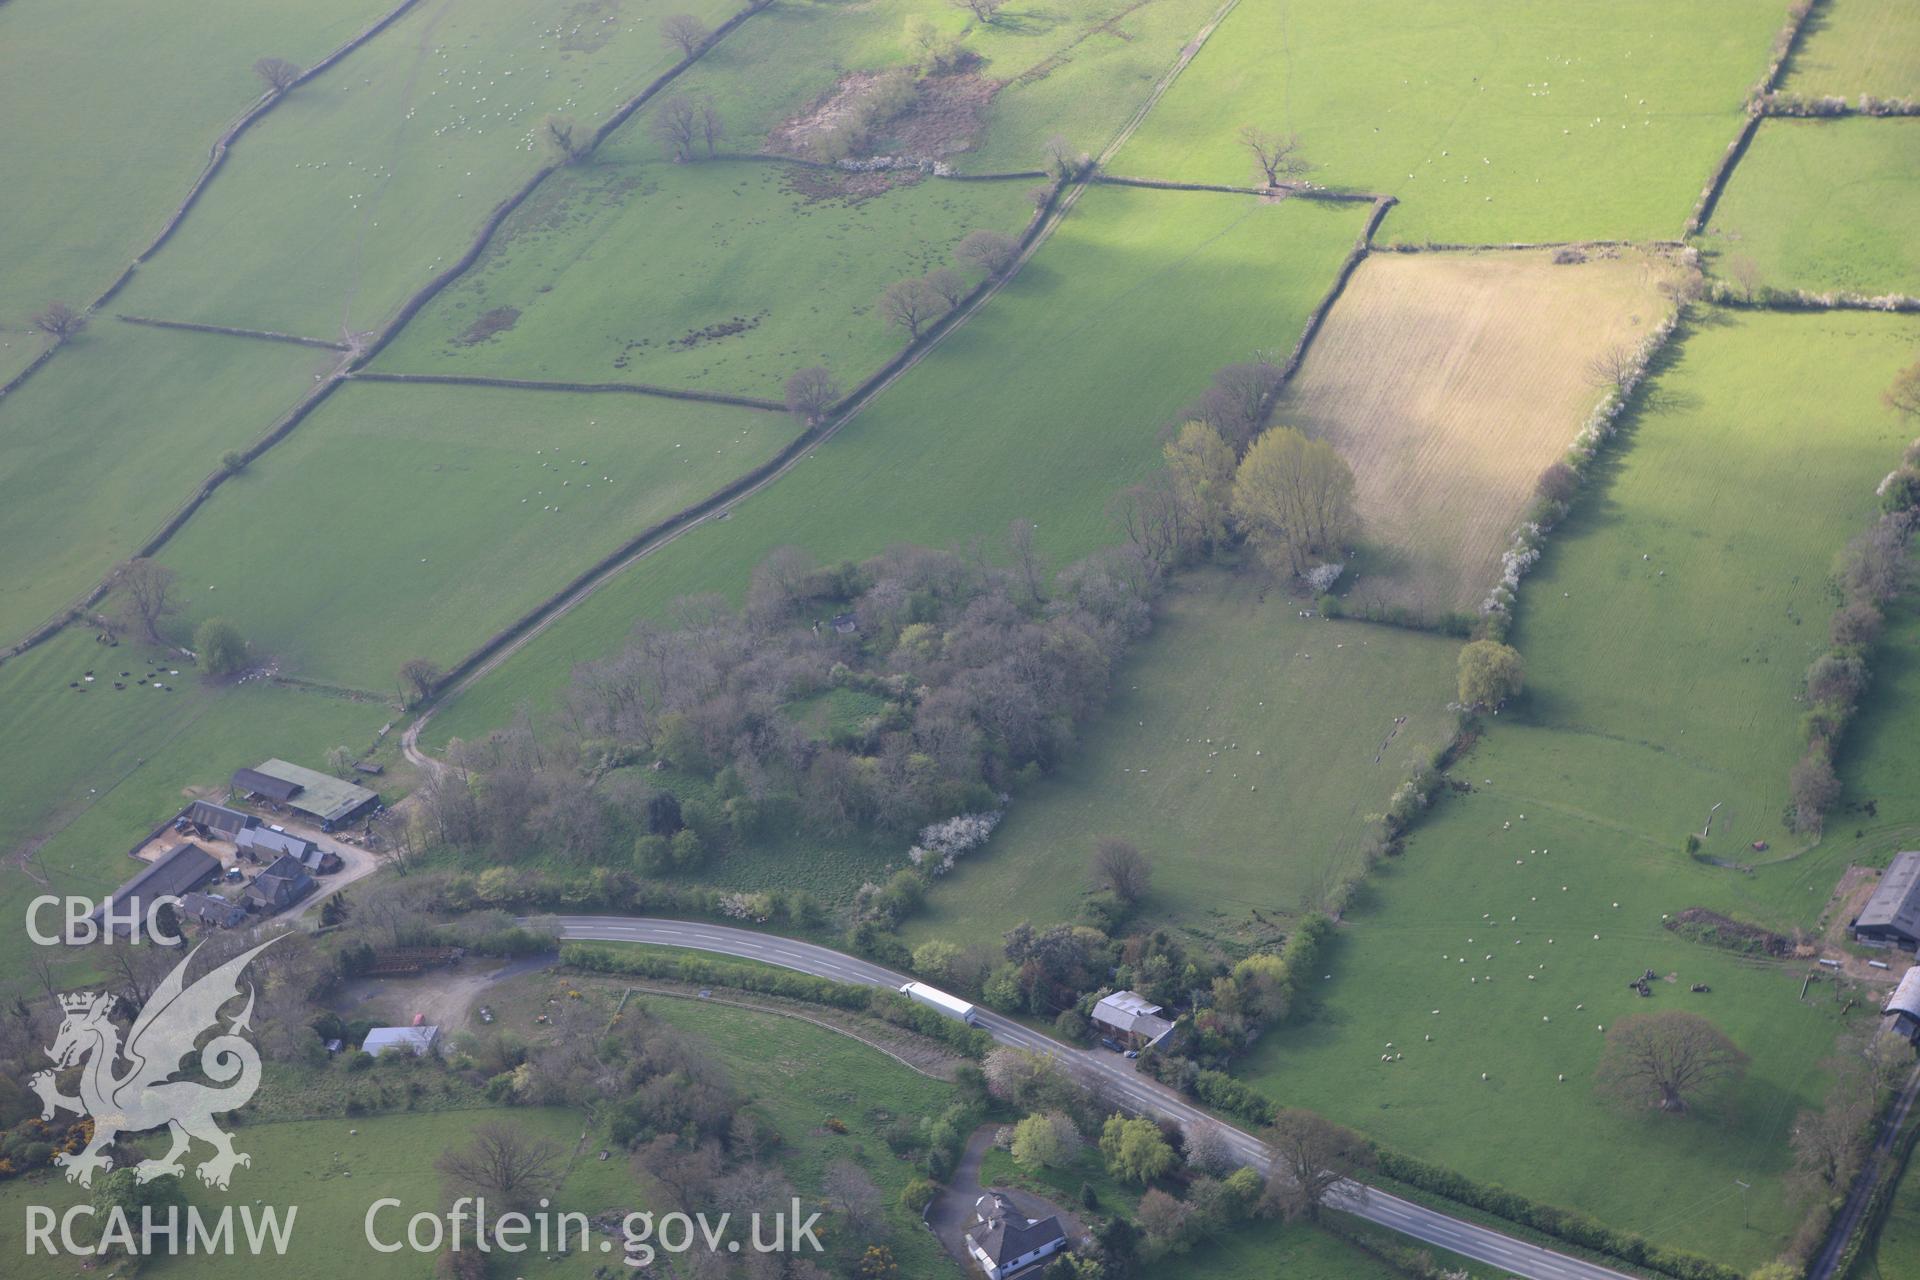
900,981,980,1026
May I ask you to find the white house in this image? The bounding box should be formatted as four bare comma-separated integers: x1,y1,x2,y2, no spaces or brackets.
965,1192,1065,1280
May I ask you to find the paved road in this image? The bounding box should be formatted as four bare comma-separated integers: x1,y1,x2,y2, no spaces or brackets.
547,915,1637,1280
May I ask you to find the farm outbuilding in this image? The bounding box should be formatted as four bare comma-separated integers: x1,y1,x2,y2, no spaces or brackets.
1853,852,1920,949
363,1025,440,1057
1090,990,1175,1049
179,800,257,841
233,758,380,830
244,853,317,913
93,844,222,939
1881,967,1920,1047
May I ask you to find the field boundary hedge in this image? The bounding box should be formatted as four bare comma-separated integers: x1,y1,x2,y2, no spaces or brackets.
0,0,426,407
0,0,774,669
1275,196,1396,387
1092,173,1385,204
1687,0,1825,235
348,369,787,412
116,313,348,351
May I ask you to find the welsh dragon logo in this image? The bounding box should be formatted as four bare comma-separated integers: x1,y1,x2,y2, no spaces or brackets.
30,936,279,1190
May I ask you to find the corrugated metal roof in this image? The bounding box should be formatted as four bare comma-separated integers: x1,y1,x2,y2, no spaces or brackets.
1886,967,1920,1020
253,759,378,825
1858,852,1920,938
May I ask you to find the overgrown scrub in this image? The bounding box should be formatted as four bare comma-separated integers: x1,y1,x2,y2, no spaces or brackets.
561,942,993,1057
1787,478,1918,832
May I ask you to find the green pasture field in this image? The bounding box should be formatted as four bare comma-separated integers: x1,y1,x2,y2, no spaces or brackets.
0,0,395,343
1111,0,1785,243
906,569,1460,953
1835,587,1920,866
1859,1140,1920,1280
1703,117,1920,297
592,0,1221,175
0,628,393,978
1783,0,1920,97
152,380,792,688
1233,308,1920,1268
109,0,742,340
0,323,331,648
0,1108,596,1280
427,185,1368,746
373,159,1036,397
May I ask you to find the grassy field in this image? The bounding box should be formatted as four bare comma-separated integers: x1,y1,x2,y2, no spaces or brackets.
590,0,1223,175
1111,0,1785,243
0,1108,597,1280
0,627,395,978
152,380,793,688
373,159,1036,397
1858,1141,1920,1280
109,0,742,339
0,0,395,343
427,185,1368,746
1782,0,1920,97
1703,117,1920,297
1233,307,1920,1268
906,569,1461,952
0,323,331,648
1275,246,1682,617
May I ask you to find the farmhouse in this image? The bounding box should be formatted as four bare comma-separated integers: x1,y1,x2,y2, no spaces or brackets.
363,1025,440,1057
232,758,380,830
94,844,221,939
1852,852,1920,949
1090,990,1175,1049
244,853,317,913
178,891,249,930
964,1193,1066,1280
1882,967,1920,1047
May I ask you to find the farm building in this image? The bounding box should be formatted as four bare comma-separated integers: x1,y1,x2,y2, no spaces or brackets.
93,844,221,939
235,825,315,864
1852,852,1920,949
232,758,380,830
965,1193,1066,1280
1882,967,1920,1047
178,892,249,930
178,800,257,841
1090,990,1175,1049
363,1025,440,1057
244,853,317,913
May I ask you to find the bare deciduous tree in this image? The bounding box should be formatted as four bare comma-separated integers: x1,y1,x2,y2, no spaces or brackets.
33,301,86,342
112,558,177,643
1108,471,1182,575
878,276,942,339
1726,253,1765,302
661,13,711,58
1594,1010,1748,1113
926,265,970,309
1885,359,1920,418
1091,836,1151,904
1007,518,1043,604
253,57,302,94
1043,134,1088,180
956,229,1018,276
822,1160,887,1237
1583,344,1638,391
436,1123,564,1213
652,94,699,162
950,0,1006,23
399,657,443,707
1261,1108,1367,1221
1240,126,1309,186
543,114,583,163
696,96,725,156
783,366,841,424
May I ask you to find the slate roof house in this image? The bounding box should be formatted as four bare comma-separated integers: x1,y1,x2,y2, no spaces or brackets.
1854,851,1920,949
1090,990,1175,1049
244,853,317,914
178,800,257,841
93,844,221,939
965,1193,1066,1280
178,891,249,930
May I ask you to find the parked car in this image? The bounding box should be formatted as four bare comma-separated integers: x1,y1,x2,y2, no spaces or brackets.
1099,1037,1125,1053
